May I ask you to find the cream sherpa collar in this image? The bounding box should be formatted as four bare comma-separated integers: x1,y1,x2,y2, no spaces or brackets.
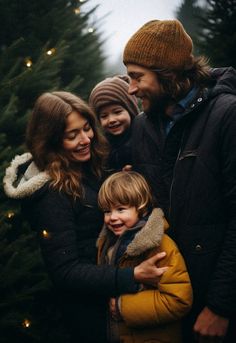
3,153,51,199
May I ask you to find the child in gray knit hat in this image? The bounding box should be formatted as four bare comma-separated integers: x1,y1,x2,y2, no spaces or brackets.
89,75,140,171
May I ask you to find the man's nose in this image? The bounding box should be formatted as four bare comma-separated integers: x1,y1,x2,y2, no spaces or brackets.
128,80,138,95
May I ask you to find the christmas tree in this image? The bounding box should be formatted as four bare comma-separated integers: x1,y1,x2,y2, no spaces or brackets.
175,0,236,67
196,0,236,68
175,0,206,55
0,1,106,341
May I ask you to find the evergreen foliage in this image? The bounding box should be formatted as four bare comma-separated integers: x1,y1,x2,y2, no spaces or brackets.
175,0,206,55
0,0,106,99
0,1,106,341
197,0,236,67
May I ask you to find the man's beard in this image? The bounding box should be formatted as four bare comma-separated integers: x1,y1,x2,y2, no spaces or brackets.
145,92,172,120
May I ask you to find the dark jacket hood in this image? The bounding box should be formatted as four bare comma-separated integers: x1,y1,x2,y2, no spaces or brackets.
209,67,236,98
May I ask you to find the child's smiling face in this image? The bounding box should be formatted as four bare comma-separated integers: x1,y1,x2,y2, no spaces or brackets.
104,205,139,236
99,104,131,136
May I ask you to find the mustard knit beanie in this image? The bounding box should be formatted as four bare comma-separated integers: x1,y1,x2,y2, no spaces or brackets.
123,19,194,71
89,75,139,119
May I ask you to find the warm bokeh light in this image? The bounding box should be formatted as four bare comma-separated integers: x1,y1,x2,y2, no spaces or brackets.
46,48,56,55
22,319,31,328
42,229,49,238
6,211,15,219
74,8,81,14
25,58,32,68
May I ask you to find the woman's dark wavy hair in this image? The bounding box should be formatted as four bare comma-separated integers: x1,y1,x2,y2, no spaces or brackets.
155,56,212,101
26,91,109,199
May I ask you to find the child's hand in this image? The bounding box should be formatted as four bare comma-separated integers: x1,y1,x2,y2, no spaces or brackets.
122,164,132,171
109,298,123,321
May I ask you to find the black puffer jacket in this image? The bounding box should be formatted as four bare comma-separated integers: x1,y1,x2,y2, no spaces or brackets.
3,153,139,343
131,67,236,340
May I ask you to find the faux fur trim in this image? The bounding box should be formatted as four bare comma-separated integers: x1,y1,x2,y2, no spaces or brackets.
97,208,165,256
126,208,164,256
3,153,51,199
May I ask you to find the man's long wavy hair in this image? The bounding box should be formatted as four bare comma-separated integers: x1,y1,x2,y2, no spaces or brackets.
156,56,212,101
26,91,109,199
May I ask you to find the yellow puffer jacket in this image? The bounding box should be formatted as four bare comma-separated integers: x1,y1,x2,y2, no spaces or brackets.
97,208,193,343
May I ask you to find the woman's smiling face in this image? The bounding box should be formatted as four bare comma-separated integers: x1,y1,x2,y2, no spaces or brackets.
63,111,94,162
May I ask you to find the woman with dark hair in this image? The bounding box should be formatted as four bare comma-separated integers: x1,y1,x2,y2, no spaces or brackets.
4,91,168,343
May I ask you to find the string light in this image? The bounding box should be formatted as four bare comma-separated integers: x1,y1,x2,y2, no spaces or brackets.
25,58,32,68
79,0,86,3
22,319,31,328
88,27,94,33
6,211,15,219
42,229,50,238
46,48,56,56
74,8,80,14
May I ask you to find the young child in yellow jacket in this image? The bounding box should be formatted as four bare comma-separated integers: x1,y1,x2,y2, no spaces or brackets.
97,171,193,343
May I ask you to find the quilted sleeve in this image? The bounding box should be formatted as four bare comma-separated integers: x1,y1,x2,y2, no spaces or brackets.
120,235,193,327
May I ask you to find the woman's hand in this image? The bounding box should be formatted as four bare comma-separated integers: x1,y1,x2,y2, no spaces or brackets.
134,251,168,287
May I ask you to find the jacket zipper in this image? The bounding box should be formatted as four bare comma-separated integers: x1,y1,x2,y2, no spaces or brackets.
168,146,182,220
